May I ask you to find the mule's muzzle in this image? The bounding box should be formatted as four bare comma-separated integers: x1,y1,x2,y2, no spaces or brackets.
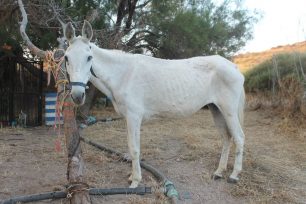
71,92,85,105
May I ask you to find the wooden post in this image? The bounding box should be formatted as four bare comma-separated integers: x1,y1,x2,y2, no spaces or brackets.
17,0,90,201
56,50,91,204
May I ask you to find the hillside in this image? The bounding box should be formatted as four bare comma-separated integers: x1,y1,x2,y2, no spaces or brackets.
233,41,306,73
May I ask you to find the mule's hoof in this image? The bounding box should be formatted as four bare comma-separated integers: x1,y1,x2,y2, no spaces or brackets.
212,174,223,180
227,177,239,184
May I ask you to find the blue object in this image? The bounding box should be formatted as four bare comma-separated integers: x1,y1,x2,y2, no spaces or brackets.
45,92,63,125
79,123,88,129
86,116,97,125
164,180,179,198
11,120,17,127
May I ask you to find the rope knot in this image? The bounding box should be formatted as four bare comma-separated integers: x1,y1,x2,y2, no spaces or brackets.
66,182,90,199
43,49,67,87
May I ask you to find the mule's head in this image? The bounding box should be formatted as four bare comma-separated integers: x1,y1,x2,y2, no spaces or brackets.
64,20,93,105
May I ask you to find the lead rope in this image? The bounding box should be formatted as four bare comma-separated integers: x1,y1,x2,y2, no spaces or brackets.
44,49,70,152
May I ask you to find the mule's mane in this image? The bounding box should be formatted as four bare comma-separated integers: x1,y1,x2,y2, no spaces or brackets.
90,42,139,57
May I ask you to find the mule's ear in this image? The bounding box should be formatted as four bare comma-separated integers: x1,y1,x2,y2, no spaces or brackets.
65,22,75,43
82,20,93,41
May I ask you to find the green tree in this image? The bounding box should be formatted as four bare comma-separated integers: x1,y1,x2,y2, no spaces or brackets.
1,0,257,59
140,0,258,58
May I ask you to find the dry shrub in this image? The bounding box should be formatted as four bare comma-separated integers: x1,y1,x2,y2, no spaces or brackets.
278,75,304,117
245,51,306,121
246,92,274,111
247,75,306,128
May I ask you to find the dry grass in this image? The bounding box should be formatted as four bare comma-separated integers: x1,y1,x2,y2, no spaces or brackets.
1,104,306,203
82,106,306,203
237,96,306,203
230,153,304,203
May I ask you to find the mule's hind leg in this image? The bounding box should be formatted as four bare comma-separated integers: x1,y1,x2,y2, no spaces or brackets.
219,106,245,183
208,104,232,180
126,112,142,188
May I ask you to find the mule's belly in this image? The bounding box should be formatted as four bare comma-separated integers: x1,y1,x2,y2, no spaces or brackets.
143,92,210,119
140,67,213,119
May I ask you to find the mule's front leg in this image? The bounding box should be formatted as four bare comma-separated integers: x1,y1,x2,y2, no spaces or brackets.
126,113,142,188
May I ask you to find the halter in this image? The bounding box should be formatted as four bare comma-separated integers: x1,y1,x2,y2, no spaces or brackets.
69,82,87,88
69,66,98,88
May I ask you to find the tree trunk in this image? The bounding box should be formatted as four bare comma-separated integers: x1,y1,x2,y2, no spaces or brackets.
62,97,91,204
57,61,91,204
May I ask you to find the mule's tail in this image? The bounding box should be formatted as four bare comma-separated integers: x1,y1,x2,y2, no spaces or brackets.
238,88,245,128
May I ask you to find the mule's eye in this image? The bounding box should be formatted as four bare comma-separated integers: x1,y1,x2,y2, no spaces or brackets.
87,56,92,62
65,56,69,63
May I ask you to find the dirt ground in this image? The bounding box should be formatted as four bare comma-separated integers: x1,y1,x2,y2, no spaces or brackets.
1,107,306,204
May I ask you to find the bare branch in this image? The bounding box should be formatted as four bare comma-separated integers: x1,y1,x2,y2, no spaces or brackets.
57,16,66,32
125,29,157,47
18,0,46,59
48,0,66,29
136,0,152,9
51,3,67,49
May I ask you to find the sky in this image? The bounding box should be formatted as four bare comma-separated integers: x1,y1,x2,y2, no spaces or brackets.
240,0,306,53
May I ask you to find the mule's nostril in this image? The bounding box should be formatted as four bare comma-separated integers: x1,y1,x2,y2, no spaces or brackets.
71,92,85,105
71,94,82,105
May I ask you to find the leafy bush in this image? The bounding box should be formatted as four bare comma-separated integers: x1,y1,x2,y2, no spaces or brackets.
244,52,306,92
244,52,306,117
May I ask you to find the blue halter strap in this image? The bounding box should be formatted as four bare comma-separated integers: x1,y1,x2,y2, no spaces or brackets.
69,66,98,88
69,82,87,88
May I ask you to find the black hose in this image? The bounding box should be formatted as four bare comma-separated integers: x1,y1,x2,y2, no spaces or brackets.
80,137,180,203
80,137,168,180
81,136,125,159
1,191,66,204
90,187,151,195
1,187,151,204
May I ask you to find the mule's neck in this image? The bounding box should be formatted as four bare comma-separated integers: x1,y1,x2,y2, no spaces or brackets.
90,44,131,97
